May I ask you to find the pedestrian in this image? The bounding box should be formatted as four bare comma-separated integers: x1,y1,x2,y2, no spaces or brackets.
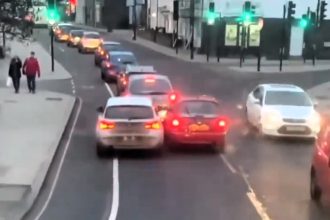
23,51,40,94
8,56,22,93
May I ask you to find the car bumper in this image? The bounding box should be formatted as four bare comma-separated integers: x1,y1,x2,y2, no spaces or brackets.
167,131,226,145
57,35,69,41
261,123,318,138
97,133,164,149
81,45,98,51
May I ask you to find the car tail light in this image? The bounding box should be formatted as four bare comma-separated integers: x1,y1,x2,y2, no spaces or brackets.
105,62,111,68
145,121,161,130
172,119,180,127
169,92,178,102
100,50,105,55
216,117,229,131
99,120,115,130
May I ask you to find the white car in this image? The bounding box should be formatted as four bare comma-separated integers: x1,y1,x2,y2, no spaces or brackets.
245,84,320,138
122,74,176,107
95,96,164,156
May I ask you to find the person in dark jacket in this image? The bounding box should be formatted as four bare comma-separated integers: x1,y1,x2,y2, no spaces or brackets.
8,56,22,93
23,51,40,94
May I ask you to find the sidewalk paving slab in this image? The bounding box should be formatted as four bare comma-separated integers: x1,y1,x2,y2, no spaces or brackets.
0,88,75,220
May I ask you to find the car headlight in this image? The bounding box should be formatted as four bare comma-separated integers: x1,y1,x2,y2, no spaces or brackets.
262,109,282,129
307,111,321,133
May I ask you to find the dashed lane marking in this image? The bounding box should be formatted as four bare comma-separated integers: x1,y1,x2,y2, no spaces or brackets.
238,166,272,220
220,155,237,174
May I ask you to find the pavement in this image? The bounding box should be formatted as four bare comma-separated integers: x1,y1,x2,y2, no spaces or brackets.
19,27,330,220
0,37,75,220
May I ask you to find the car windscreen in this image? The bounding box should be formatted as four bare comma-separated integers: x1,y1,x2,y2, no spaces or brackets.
105,105,154,119
85,34,100,39
128,78,172,95
62,26,77,34
177,101,219,115
264,91,312,106
111,54,137,66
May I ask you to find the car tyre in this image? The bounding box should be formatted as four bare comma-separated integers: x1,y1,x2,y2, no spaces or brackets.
78,47,82,53
310,167,322,202
101,72,105,81
94,59,98,66
212,137,225,154
96,142,108,158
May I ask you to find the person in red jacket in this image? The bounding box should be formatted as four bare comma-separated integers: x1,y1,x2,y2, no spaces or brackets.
23,51,40,93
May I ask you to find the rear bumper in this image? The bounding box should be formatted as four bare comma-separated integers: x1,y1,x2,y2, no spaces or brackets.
167,131,225,145
97,134,164,149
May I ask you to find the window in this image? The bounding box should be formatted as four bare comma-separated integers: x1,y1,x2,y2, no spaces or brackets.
177,101,218,115
85,33,100,39
128,78,172,95
111,54,137,66
264,91,312,106
105,106,154,119
104,44,123,51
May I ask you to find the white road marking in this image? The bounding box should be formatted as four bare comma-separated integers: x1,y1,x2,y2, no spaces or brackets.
108,159,119,220
104,83,115,97
104,82,119,220
34,97,83,220
58,47,65,52
238,166,272,220
220,155,237,174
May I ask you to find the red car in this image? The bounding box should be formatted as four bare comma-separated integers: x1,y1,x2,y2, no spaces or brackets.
163,95,229,153
310,117,330,204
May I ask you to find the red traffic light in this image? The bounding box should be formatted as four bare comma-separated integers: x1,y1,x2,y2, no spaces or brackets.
69,0,77,5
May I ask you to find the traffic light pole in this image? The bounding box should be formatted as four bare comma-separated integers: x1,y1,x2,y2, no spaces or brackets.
176,20,179,54
132,0,137,40
206,25,210,62
50,29,54,72
279,5,286,72
190,0,195,60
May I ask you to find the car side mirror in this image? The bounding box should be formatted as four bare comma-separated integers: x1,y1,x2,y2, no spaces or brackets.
313,100,319,108
253,98,261,105
97,106,104,113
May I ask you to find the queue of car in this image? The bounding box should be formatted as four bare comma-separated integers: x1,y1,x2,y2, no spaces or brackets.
53,23,327,205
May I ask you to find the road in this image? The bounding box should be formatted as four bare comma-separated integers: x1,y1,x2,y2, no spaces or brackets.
24,29,330,220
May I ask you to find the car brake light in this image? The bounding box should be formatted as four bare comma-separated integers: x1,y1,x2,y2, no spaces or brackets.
172,119,180,127
218,120,226,127
169,92,178,102
99,120,115,130
216,117,229,131
145,121,161,129
105,62,111,68
145,78,155,83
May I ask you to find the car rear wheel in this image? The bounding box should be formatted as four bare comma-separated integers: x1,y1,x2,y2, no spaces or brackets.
212,137,225,154
94,59,98,66
78,47,82,53
96,142,108,158
310,168,322,202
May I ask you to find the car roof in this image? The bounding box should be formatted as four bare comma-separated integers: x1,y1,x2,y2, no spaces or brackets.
103,41,120,45
261,84,304,92
126,65,155,73
129,74,169,81
106,96,153,107
109,51,134,56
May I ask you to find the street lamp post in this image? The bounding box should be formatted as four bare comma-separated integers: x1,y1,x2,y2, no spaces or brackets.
132,0,137,40
190,0,195,60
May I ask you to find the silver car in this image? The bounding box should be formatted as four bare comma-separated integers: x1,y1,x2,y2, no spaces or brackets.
95,96,164,157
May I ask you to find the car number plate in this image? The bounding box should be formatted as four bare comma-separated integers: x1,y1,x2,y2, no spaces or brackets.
123,136,136,141
286,126,305,131
189,124,210,132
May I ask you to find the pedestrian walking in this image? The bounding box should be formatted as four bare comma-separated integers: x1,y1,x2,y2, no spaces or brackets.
8,56,22,93
23,51,40,94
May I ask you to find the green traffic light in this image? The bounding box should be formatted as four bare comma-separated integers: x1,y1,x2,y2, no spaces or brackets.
299,19,308,28
206,11,219,25
242,12,252,21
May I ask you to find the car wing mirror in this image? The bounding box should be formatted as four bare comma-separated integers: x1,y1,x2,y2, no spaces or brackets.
253,98,261,105
312,99,319,108
97,106,104,113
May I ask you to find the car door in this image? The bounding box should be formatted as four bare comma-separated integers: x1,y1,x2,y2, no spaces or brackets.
315,124,330,200
246,86,263,126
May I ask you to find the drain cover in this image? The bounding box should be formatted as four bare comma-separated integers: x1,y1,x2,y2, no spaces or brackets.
46,97,63,101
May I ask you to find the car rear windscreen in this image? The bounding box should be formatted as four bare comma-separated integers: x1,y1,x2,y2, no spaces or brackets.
178,101,218,115
105,105,154,119
129,78,171,95
72,31,83,37
104,44,122,51
85,34,100,39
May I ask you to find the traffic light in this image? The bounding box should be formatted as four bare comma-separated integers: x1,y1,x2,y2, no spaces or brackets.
207,2,217,25
320,1,328,24
299,14,309,28
310,12,316,25
288,1,296,20
173,0,178,21
47,8,60,24
243,1,252,22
